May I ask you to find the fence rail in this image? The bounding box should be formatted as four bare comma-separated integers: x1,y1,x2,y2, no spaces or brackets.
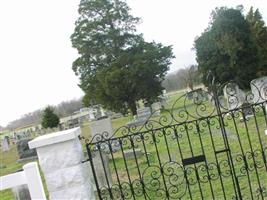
0,162,46,200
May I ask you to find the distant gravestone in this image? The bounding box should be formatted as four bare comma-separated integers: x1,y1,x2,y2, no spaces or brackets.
1,137,9,152
251,77,267,104
88,108,95,120
240,102,254,122
4,136,10,145
16,139,37,162
186,91,194,100
223,83,246,110
127,107,151,127
137,107,151,119
124,148,143,158
151,102,161,116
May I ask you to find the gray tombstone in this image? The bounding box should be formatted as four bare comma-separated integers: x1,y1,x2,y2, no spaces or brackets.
127,107,151,127
251,77,267,104
88,107,96,121
124,148,143,158
151,102,161,116
90,117,113,141
186,91,194,100
137,107,151,119
240,102,254,122
223,83,246,110
16,139,37,162
1,136,10,152
91,150,112,189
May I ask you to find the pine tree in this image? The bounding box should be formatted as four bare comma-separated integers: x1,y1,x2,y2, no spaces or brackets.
41,106,60,129
246,7,267,76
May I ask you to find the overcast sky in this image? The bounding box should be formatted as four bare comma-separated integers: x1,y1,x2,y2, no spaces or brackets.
0,0,266,126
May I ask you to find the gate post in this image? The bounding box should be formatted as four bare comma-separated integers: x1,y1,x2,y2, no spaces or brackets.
29,127,95,200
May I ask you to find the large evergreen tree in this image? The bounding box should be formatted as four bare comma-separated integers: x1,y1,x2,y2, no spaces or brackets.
194,7,259,88
246,7,267,76
71,0,174,115
41,106,60,129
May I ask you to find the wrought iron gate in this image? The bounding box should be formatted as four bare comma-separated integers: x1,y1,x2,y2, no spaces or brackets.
84,79,267,200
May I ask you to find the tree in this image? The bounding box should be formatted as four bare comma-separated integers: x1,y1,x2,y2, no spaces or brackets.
41,106,60,129
246,7,267,76
71,0,174,115
194,6,259,88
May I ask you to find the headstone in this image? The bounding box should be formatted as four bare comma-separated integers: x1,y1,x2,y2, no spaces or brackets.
186,91,194,100
127,107,152,127
240,102,254,122
151,102,161,116
4,136,10,145
187,88,203,101
94,105,106,120
223,83,246,110
251,77,267,104
16,139,37,162
124,148,143,158
90,117,113,141
88,107,95,120
137,107,151,119
1,136,9,152
90,150,112,189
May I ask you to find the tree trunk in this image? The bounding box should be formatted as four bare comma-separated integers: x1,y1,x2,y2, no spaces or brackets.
128,101,137,116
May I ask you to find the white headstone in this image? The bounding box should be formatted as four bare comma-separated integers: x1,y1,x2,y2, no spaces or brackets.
223,83,246,110
250,76,267,104
88,108,95,120
151,102,161,116
137,107,151,119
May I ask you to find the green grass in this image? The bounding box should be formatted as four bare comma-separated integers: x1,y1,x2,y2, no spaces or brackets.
89,92,267,199
1,90,267,199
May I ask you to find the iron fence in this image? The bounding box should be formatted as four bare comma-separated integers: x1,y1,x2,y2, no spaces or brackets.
84,78,267,200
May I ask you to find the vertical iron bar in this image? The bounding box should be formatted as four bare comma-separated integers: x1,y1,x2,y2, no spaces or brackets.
86,144,102,200
129,135,147,200
195,121,215,199
119,137,136,200
230,111,254,199
140,133,150,166
108,140,124,199
173,126,193,199
162,129,172,162
206,117,227,200
241,110,264,200
184,123,204,200
98,144,114,199
151,130,170,199
252,105,267,170
212,83,242,200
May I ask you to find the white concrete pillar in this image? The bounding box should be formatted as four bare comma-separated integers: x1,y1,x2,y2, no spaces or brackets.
29,127,95,200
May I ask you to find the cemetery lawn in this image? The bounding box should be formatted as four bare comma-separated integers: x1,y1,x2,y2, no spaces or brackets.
93,91,267,199
1,89,267,199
